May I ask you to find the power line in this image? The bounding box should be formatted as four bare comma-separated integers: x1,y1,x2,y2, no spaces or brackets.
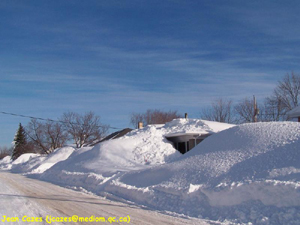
0,111,122,130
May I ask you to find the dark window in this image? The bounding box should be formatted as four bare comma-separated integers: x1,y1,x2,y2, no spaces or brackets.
189,139,195,150
177,142,186,154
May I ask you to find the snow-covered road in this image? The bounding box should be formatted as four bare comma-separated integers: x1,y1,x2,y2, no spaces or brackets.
0,172,213,225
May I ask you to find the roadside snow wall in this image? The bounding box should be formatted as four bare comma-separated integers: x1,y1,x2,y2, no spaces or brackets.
105,122,300,224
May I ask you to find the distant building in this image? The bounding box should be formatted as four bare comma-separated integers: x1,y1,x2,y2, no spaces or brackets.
286,106,300,122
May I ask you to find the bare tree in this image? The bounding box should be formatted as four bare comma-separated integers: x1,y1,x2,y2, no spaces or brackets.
130,112,144,129
62,111,108,148
26,119,68,154
200,98,234,123
44,121,68,151
130,109,181,128
235,97,256,123
271,72,300,116
26,119,48,154
262,96,286,121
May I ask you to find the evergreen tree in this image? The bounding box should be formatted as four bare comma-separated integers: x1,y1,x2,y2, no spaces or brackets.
12,123,27,160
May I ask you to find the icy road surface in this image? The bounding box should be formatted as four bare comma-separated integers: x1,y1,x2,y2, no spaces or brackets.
0,172,214,225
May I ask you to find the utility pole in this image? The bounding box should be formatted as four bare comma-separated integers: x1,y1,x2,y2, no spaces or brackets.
253,95,259,122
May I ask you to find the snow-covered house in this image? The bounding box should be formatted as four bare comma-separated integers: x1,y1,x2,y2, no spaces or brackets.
163,119,234,154
286,106,300,122
92,128,133,146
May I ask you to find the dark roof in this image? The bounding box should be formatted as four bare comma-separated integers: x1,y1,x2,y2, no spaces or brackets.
92,128,133,146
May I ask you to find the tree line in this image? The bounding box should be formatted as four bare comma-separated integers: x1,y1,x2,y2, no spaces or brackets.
129,72,300,126
11,111,108,160
200,72,300,123
0,146,12,159
6,72,300,160
130,109,181,128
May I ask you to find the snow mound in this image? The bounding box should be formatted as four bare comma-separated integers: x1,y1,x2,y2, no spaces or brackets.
12,153,40,165
43,119,232,175
0,156,11,163
29,147,75,174
105,122,300,224
0,147,76,174
157,118,234,136
11,154,46,173
37,119,233,200
0,156,12,170
120,122,300,188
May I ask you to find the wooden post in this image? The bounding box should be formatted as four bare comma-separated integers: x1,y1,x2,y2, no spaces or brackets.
138,122,143,129
253,95,258,123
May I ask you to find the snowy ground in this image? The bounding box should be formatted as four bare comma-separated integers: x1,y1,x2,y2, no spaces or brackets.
1,119,300,224
0,172,65,225
0,171,210,225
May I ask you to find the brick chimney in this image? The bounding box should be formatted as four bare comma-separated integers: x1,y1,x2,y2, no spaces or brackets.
138,122,143,129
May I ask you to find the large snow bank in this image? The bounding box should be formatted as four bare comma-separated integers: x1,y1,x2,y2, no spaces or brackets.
29,147,75,174
11,153,45,173
1,119,232,177
0,147,76,174
0,153,41,171
9,120,300,224
103,122,300,224
38,119,233,188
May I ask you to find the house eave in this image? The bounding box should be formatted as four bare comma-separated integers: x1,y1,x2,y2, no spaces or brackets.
165,132,211,138
165,133,211,143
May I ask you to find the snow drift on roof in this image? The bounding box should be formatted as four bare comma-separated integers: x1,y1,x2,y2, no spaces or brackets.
287,105,300,118
162,118,234,137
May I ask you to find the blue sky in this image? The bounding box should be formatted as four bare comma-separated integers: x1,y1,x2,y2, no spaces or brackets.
1,0,300,146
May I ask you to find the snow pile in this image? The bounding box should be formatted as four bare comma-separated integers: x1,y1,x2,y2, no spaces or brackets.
0,147,76,174
0,153,41,171
105,122,300,224
5,120,300,224
11,153,45,173
162,118,234,136
38,119,233,189
13,153,40,165
1,119,232,176
0,155,12,170
29,147,75,174
49,119,232,175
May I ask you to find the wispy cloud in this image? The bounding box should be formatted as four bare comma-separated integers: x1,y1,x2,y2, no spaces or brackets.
1,1,300,146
